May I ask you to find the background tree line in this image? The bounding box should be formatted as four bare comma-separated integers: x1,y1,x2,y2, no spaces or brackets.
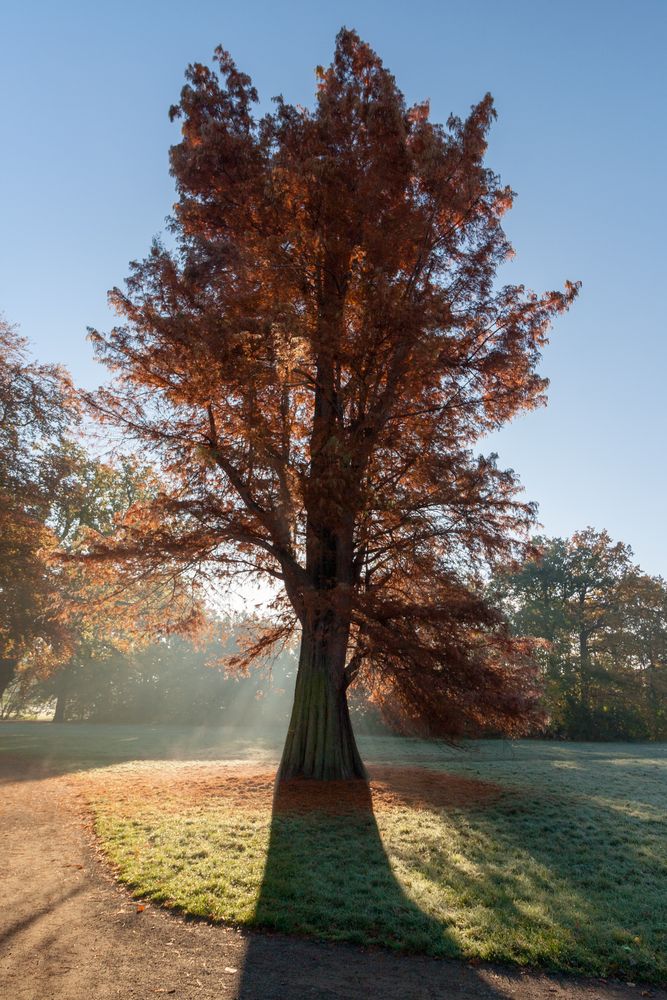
2,318,665,741
4,523,666,742
493,529,667,741
0,317,200,716
1,631,299,730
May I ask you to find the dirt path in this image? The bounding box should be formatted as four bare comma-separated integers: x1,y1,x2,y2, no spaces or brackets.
1,761,665,1000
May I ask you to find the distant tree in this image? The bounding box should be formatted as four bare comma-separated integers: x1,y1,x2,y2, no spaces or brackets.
612,571,667,739
8,624,298,728
43,444,202,722
494,529,667,739
48,441,152,546
0,319,74,697
88,30,578,779
0,328,200,709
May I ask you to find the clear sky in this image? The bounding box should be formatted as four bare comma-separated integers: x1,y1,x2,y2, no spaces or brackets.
1,0,665,573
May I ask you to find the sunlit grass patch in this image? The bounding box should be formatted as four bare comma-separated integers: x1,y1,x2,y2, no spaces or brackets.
78,741,667,984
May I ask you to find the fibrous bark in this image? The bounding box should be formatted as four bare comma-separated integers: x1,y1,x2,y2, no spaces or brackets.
279,611,366,781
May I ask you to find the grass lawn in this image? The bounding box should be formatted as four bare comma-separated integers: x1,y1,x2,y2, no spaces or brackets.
2,723,666,984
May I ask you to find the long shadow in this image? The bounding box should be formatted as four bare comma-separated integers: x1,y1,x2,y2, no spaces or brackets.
6,723,665,989
237,777,512,1000
0,882,88,947
234,757,667,994
369,766,667,986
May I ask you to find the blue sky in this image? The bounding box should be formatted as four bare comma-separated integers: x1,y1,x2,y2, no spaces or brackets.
1,0,665,573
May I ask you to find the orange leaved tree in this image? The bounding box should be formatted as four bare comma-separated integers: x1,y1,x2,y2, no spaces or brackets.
89,30,578,779
0,319,75,698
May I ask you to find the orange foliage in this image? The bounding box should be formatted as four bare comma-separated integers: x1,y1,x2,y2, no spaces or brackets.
86,30,578,742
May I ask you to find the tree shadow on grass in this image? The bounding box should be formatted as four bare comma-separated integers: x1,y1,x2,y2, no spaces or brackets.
235,764,667,995
254,779,442,951
371,773,667,986
237,777,513,1000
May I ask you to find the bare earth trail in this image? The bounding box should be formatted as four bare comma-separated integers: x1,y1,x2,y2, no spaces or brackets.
1,760,665,1000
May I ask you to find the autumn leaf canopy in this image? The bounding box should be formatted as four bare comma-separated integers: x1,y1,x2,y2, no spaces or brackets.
88,29,579,739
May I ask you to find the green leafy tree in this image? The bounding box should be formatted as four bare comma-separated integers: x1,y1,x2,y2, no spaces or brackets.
43,445,201,722
611,571,667,739
495,529,666,739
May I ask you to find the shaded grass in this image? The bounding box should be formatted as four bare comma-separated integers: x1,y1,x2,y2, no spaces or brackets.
0,720,281,775
3,724,666,982
93,785,446,950
85,743,667,983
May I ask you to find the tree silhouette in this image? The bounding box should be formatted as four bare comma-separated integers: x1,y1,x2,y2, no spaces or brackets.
88,30,578,779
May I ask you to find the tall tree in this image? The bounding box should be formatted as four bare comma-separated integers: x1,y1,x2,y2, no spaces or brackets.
88,30,578,779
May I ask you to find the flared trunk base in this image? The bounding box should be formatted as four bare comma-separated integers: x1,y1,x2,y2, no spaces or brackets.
278,638,366,782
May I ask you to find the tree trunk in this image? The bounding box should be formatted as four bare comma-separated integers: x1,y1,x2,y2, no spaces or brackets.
579,628,590,715
278,612,366,781
52,671,70,723
647,655,659,741
0,658,18,702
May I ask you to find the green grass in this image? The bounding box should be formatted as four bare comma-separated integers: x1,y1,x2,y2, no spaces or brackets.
3,722,667,983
